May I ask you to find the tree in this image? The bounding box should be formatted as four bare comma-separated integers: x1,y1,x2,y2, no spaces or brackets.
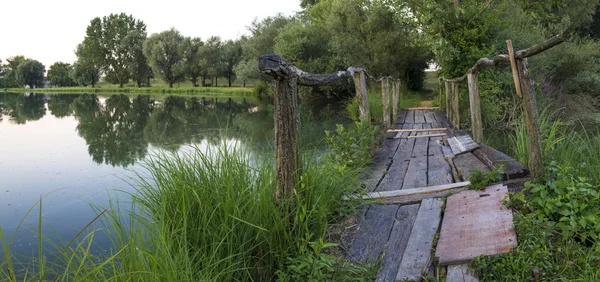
0,58,4,88
2,56,27,88
72,60,100,87
182,37,205,87
204,36,222,87
122,30,151,87
48,62,75,87
143,28,186,88
220,40,243,87
17,60,45,88
77,13,146,88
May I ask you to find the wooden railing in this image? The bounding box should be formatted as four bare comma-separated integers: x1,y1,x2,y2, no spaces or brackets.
258,54,401,201
441,33,567,179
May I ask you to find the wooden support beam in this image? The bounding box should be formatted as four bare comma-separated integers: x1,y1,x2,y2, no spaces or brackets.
467,71,483,143
452,82,460,129
352,69,370,122
382,77,391,129
392,80,400,124
517,58,543,180
407,107,440,110
349,181,470,207
387,128,447,133
506,40,523,98
407,133,447,139
445,80,451,120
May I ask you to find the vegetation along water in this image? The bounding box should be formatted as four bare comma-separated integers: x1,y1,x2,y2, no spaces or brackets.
2,0,600,281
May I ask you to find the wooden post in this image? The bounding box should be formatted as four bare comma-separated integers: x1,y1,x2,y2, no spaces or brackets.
259,54,356,201
452,81,460,129
439,78,443,108
445,80,451,120
352,69,370,122
517,58,543,179
506,40,523,98
382,77,391,129
392,80,400,124
467,71,483,143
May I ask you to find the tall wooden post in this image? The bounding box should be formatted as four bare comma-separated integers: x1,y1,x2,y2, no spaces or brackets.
445,80,451,120
517,58,543,179
439,78,443,108
352,69,370,122
382,77,391,129
392,80,400,124
452,81,460,129
467,71,483,142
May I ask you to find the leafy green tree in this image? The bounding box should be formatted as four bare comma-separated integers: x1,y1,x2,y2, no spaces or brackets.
71,59,100,87
204,36,222,86
17,60,45,88
2,56,27,88
48,62,75,87
143,28,186,88
77,13,146,87
220,40,243,87
0,58,4,88
122,29,151,87
48,94,77,118
182,37,205,87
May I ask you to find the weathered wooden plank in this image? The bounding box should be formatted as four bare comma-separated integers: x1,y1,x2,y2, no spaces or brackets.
472,143,529,179
453,152,490,181
347,204,399,263
434,111,451,130
424,111,437,123
407,133,447,139
405,109,415,124
363,138,401,191
414,110,426,124
448,135,479,155
378,138,414,192
447,264,479,282
397,109,408,124
396,198,444,281
387,128,447,133
352,181,470,202
376,204,420,282
408,107,440,110
403,124,427,189
435,185,518,265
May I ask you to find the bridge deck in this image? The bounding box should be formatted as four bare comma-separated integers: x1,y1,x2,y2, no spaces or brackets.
343,109,523,281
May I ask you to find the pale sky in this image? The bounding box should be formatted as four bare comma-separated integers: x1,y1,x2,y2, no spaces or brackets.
0,0,301,69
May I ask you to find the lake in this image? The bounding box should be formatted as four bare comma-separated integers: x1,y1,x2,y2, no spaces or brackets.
0,92,348,267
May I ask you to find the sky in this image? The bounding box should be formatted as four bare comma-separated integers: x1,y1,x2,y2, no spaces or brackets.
0,0,301,69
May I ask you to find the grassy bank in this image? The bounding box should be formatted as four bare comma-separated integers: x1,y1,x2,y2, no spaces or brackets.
5,86,256,96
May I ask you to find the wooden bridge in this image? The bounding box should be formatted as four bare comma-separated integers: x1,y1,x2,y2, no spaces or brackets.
258,33,565,281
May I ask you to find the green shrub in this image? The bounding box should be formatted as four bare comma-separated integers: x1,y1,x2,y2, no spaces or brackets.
325,121,379,168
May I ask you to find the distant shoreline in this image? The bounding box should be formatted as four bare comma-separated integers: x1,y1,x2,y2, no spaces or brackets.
4,86,256,96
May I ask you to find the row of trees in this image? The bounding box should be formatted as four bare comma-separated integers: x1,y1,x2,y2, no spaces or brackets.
0,56,46,88
74,13,243,88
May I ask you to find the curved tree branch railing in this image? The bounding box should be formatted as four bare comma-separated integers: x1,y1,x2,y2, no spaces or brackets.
258,54,402,201
440,33,566,179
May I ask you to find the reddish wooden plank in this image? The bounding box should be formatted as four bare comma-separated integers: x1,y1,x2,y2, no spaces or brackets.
435,184,518,265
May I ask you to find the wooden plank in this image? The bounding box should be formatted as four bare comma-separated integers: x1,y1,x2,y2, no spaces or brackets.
352,181,470,203
378,138,414,192
506,40,523,98
396,198,444,281
453,152,490,181
448,135,479,155
375,204,420,282
387,128,447,133
447,264,479,282
402,124,427,189
405,109,415,124
408,107,440,110
363,138,401,191
407,133,447,139
414,110,426,124
434,110,451,130
472,143,529,179
424,111,437,123
347,205,399,263
435,185,518,265
397,109,407,124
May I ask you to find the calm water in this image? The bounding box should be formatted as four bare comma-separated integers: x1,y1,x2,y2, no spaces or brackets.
0,92,347,264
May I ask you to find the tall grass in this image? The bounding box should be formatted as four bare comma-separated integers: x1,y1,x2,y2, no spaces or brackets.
509,108,600,182
1,142,370,281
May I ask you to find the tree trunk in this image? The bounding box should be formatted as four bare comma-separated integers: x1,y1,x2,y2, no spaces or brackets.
243,80,246,87
169,82,173,88
228,75,232,87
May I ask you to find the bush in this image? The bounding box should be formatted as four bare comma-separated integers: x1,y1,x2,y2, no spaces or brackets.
325,121,379,168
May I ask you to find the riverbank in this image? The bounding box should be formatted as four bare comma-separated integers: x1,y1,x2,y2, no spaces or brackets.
5,86,256,96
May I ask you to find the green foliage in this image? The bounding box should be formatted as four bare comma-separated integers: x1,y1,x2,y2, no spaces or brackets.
181,37,204,87
467,165,505,190
16,60,45,88
73,45,101,88
122,29,151,87
325,120,379,168
143,28,186,88
220,39,243,87
48,62,75,87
